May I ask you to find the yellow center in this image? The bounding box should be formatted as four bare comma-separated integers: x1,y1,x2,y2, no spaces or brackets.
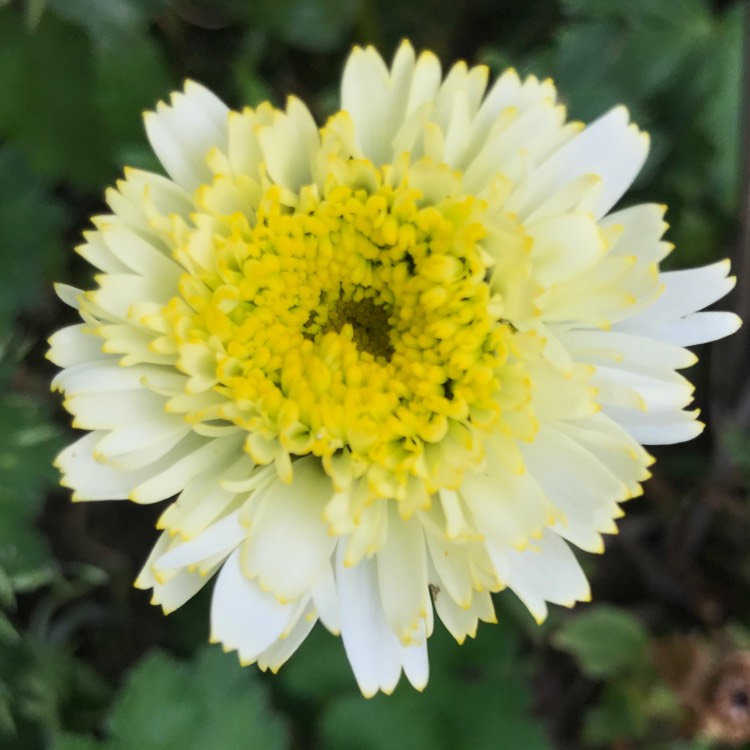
158,156,532,507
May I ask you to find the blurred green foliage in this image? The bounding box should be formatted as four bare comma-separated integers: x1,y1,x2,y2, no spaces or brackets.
57,648,288,750
280,618,550,750
0,0,747,748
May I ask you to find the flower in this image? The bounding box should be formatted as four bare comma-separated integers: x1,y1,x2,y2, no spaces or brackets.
50,41,740,697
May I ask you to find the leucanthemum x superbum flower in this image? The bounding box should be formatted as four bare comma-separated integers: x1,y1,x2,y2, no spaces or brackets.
50,41,740,697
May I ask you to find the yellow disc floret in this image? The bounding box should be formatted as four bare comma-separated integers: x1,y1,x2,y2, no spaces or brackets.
156,154,530,509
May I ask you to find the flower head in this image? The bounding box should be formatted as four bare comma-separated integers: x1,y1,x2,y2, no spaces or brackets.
50,42,740,696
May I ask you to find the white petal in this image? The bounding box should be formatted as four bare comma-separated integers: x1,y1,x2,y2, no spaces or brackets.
106,168,192,235
432,59,488,133
648,261,735,318
405,49,442,115
158,455,255,538
241,457,335,601
461,453,554,549
552,412,651,497
77,231,131,274
501,530,590,623
152,564,219,614
400,621,429,691
557,328,698,372
256,604,318,673
615,260,737,338
591,365,695,413
603,404,703,445
101,226,182,283
54,283,83,310
130,433,244,503
520,425,627,551
90,273,172,322
432,582,496,644
210,548,305,663
144,80,229,192
47,325,108,368
341,45,393,165
154,511,246,572
463,99,566,191
517,106,649,220
336,546,403,697
619,311,742,347
257,97,319,190
527,213,605,286
311,561,340,635
602,201,668,250
375,504,428,643
56,431,173,501
94,417,190,463
424,531,474,607
135,532,170,589
64,389,168,430
52,361,170,396
465,70,556,164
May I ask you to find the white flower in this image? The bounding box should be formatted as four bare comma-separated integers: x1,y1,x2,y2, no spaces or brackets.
50,42,740,697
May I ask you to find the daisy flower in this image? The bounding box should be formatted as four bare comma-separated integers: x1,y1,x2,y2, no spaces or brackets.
50,41,740,697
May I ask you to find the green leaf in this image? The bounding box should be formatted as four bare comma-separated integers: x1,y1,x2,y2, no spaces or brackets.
553,605,649,679
322,692,444,750
2,637,111,743
93,33,172,170
104,648,289,749
0,681,16,736
255,0,363,52
692,3,743,211
274,625,354,702
0,360,62,588
0,488,54,587
9,567,58,596
0,10,112,188
561,0,709,25
0,567,15,611
26,0,47,28
0,146,68,336
284,617,552,750
46,0,173,172
583,681,648,744
56,734,103,750
46,0,154,39
0,612,20,645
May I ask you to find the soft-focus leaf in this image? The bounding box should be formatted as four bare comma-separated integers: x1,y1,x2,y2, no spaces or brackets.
0,11,111,187
0,612,20,645
254,0,363,52
56,734,103,750
46,0,154,39
46,0,172,171
561,0,709,24
693,3,743,210
284,618,552,750
322,692,443,750
583,681,648,744
275,626,354,701
105,648,289,749
0,357,62,587
0,146,67,336
93,34,172,170
553,605,649,679
25,0,47,28
0,636,111,746
0,567,15,611
0,682,16,736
